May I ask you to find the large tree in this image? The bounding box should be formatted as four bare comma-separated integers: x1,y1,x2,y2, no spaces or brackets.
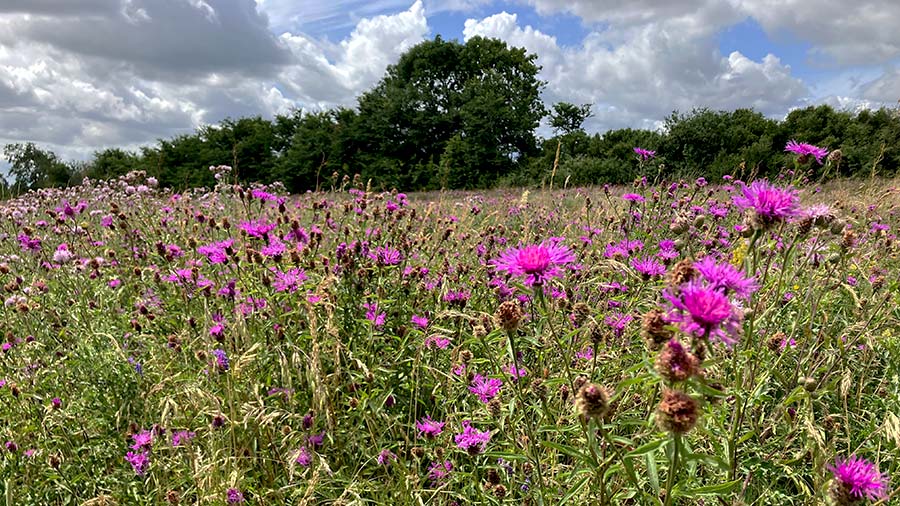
3,142,75,193
352,35,546,189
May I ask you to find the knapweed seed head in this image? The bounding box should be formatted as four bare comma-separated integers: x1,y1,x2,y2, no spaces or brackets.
655,339,700,382
642,308,674,350
495,300,525,332
575,383,611,421
656,389,700,434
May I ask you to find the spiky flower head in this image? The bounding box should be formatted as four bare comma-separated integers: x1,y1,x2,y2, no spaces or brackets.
633,147,656,161
827,455,889,504
693,256,758,300
454,420,492,455
732,180,800,228
492,241,575,286
664,282,741,346
785,140,828,164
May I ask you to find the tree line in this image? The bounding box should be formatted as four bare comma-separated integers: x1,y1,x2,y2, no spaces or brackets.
4,35,900,195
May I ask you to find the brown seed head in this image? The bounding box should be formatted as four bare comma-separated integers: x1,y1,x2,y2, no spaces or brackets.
575,383,610,421
656,389,699,434
495,300,525,332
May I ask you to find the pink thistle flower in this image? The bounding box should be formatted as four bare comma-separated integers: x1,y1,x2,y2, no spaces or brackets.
664,282,741,346
633,147,656,160
468,374,503,403
416,416,445,439
454,420,492,455
785,140,828,164
492,241,575,286
828,455,889,501
732,180,800,225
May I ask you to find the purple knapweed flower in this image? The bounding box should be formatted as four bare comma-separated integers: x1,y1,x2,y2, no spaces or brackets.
125,451,150,475
454,420,492,455
411,315,429,329
631,256,666,279
212,349,229,372
238,219,275,239
633,147,656,161
827,455,889,502
424,334,451,350
271,267,307,293
295,446,312,466
732,180,800,226
363,302,386,328
226,488,245,504
664,282,741,346
416,416,445,439
622,193,646,203
468,374,503,403
131,430,153,451
785,140,828,164
693,257,758,299
171,430,196,447
427,460,453,485
198,239,234,264
492,241,575,286
371,246,402,266
377,449,397,466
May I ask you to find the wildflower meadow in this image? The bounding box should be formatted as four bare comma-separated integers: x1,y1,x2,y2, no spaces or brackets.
0,155,897,505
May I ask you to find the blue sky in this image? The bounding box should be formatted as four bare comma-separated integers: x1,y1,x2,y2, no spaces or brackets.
0,0,897,161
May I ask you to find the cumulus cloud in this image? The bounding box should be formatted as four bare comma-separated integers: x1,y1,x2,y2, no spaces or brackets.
0,0,896,161
737,0,900,66
463,11,807,132
860,67,900,103
0,0,428,159
523,0,739,28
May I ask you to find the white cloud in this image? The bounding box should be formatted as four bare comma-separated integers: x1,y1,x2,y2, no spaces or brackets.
737,0,900,65
523,0,739,28
860,66,900,103
463,10,807,132
0,0,428,159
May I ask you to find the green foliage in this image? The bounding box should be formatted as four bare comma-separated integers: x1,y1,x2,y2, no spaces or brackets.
3,142,76,193
549,102,592,135
352,35,546,189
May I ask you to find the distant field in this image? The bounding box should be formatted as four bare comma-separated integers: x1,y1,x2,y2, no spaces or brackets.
0,171,896,505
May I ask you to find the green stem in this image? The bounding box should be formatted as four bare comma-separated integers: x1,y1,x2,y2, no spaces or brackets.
664,434,681,506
